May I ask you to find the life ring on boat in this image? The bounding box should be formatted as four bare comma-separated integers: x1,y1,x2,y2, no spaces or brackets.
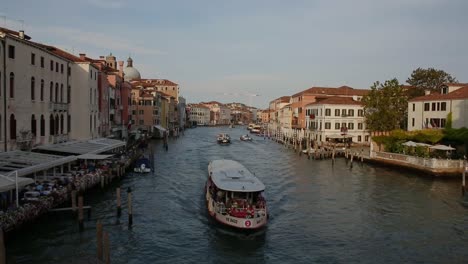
245,220,251,227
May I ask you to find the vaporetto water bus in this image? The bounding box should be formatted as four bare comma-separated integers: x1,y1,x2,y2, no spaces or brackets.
206,160,267,230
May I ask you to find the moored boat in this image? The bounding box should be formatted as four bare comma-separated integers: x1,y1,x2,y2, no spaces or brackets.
134,157,152,173
206,160,267,230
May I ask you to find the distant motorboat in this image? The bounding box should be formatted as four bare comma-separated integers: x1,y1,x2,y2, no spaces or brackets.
217,133,231,144
240,135,253,141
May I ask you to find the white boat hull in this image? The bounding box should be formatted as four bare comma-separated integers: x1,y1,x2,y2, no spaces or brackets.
205,187,267,230
134,168,151,173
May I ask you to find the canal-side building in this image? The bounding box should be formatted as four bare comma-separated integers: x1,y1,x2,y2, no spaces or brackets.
278,104,293,130
201,101,231,125
268,96,291,134
48,51,100,140
407,83,468,131
131,79,180,103
0,28,71,151
131,89,156,131
188,104,210,126
305,96,370,144
178,96,187,129
290,86,368,130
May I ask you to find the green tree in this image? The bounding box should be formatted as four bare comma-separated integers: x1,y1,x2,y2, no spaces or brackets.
446,112,452,129
362,79,408,132
406,67,457,97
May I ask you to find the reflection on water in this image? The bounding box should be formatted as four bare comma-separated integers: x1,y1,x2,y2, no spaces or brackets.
6,126,468,264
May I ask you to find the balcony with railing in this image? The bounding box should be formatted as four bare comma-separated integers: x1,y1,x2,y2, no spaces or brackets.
49,102,69,112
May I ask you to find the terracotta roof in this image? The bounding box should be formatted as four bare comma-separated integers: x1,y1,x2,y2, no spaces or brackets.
281,104,292,109
0,27,32,40
132,79,178,86
292,86,369,97
201,101,223,106
273,96,290,102
158,91,175,98
33,44,87,62
189,104,210,109
306,96,363,106
409,86,468,102
443,83,468,86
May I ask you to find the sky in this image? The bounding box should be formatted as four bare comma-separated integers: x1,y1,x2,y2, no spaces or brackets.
1,0,468,108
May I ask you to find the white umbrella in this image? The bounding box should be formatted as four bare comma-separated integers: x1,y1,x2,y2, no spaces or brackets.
415,142,431,147
402,141,418,147
429,144,455,151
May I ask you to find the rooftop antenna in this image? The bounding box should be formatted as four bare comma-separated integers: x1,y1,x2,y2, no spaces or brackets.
0,16,6,27
17,19,24,30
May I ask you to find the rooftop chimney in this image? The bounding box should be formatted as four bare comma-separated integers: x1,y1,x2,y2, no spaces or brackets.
18,30,25,39
79,53,86,60
424,90,431,95
99,56,105,59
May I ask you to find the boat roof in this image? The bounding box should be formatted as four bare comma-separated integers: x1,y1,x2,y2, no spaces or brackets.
208,160,265,192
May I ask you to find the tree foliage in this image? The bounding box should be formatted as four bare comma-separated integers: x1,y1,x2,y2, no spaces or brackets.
362,79,408,132
406,67,457,98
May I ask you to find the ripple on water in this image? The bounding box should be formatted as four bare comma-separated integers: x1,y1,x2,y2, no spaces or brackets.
6,127,468,264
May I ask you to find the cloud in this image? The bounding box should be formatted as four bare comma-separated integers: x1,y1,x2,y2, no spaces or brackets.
85,0,126,9
34,26,165,56
222,73,282,82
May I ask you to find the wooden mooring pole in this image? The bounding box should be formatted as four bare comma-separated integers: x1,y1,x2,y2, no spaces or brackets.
104,231,110,264
96,220,103,261
78,195,84,231
0,229,5,264
116,187,121,217
463,161,466,196
71,190,77,212
128,187,133,228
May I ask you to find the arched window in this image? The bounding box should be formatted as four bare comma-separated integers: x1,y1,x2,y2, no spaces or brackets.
49,114,54,136
55,115,59,135
40,79,44,101
31,77,35,100
90,115,92,132
31,115,37,136
40,115,45,136
67,85,71,103
67,114,71,133
93,114,96,129
9,72,14,98
90,88,92,105
10,114,16,139
55,83,59,102
60,114,64,134
60,84,63,103
50,82,53,102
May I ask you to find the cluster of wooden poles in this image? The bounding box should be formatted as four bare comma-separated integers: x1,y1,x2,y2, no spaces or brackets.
271,132,367,168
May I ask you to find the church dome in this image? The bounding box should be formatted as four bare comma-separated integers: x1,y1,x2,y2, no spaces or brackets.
123,57,141,81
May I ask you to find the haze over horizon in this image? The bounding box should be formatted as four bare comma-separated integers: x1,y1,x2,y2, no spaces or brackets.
2,0,467,108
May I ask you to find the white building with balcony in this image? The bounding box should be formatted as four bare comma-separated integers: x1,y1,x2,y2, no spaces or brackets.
305,96,370,144
189,104,210,126
408,83,468,130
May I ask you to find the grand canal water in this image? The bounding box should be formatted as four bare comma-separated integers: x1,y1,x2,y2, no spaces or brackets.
6,127,468,263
